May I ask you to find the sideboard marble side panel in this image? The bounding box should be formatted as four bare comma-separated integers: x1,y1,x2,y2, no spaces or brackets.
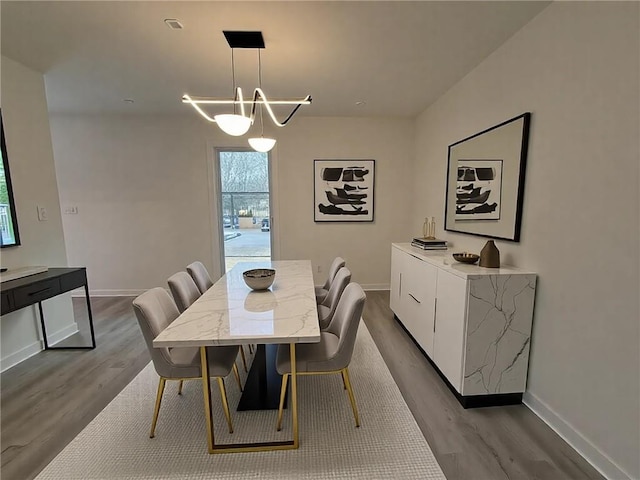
463,274,537,395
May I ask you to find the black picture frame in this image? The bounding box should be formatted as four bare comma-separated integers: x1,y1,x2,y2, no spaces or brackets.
0,109,21,248
314,159,375,222
444,113,531,242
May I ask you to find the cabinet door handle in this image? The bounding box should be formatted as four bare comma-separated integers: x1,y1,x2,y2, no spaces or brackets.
399,273,402,297
28,287,51,297
408,293,420,304
433,298,437,332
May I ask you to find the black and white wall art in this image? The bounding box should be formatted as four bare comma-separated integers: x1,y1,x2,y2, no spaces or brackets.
314,159,375,222
455,159,503,220
445,112,531,242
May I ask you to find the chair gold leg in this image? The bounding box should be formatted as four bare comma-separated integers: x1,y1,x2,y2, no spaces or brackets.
342,368,360,427
290,344,299,447
239,346,248,372
178,379,184,395
217,377,234,434
276,373,289,431
150,377,166,438
232,363,243,392
248,344,254,354
341,370,347,390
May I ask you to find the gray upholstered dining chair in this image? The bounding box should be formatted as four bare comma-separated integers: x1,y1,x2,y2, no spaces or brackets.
186,261,214,294
315,257,346,304
317,267,351,330
168,271,249,372
275,282,366,431
132,287,241,437
167,271,202,314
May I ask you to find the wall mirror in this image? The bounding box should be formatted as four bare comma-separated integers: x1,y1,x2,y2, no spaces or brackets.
444,113,531,242
1,109,21,248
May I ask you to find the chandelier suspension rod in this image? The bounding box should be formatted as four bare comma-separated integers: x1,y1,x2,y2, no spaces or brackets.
231,48,237,115
258,49,264,136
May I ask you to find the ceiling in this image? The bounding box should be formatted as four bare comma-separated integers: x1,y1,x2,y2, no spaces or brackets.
1,1,549,118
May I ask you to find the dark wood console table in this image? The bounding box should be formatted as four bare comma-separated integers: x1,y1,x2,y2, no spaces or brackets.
0,267,96,350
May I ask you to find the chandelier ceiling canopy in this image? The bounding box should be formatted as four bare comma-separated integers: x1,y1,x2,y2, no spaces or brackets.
182,31,312,151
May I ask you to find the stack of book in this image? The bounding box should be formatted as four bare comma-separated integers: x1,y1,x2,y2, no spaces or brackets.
411,237,448,250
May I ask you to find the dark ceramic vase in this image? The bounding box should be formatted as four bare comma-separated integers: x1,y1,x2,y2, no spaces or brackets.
479,240,500,268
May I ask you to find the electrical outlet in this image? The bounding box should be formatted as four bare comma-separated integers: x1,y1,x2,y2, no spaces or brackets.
64,206,78,214
37,205,48,221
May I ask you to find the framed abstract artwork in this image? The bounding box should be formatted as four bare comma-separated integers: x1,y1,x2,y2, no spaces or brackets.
444,113,531,242
314,159,375,222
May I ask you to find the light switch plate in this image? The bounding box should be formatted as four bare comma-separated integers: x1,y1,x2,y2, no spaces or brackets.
37,205,48,221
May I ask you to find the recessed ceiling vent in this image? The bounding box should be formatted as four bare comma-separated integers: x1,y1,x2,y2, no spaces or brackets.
164,19,183,30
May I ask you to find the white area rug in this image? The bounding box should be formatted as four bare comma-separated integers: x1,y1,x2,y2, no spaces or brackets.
36,325,445,479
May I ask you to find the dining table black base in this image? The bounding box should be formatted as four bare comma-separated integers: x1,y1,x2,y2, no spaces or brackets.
237,344,288,411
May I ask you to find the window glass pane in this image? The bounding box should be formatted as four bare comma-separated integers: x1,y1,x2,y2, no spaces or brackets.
219,151,268,192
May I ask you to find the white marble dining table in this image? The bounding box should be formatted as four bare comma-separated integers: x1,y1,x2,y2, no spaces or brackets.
153,260,320,453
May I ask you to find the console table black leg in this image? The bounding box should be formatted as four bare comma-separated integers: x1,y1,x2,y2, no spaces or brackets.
84,283,96,348
38,283,96,350
38,301,50,350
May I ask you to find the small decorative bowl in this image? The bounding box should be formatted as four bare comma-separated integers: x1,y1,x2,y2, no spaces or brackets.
243,268,276,290
452,253,480,264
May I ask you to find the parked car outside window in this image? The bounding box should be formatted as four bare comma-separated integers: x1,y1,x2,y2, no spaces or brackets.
261,218,270,232
223,215,239,229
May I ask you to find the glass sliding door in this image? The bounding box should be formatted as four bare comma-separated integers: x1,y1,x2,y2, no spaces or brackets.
215,149,272,273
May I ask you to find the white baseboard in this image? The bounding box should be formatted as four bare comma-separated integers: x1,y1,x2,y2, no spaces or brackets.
0,323,78,373
48,323,80,346
75,289,145,297
0,341,42,372
523,391,633,480
362,284,390,291
314,284,390,292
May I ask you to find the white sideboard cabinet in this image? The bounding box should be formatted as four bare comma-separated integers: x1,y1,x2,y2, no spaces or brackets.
390,243,537,407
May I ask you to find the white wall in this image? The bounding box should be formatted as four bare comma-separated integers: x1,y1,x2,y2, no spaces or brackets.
413,3,639,479
0,56,74,371
272,117,415,288
50,114,414,294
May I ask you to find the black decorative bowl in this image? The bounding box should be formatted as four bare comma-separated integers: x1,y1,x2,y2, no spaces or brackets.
243,268,276,290
452,253,480,265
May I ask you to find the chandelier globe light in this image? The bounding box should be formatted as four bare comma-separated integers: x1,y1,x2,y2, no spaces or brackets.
214,113,252,136
182,31,311,140
248,136,276,152
248,48,277,152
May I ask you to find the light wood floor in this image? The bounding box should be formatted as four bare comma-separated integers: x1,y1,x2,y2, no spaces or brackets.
0,292,603,480
363,291,603,480
1,297,150,480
